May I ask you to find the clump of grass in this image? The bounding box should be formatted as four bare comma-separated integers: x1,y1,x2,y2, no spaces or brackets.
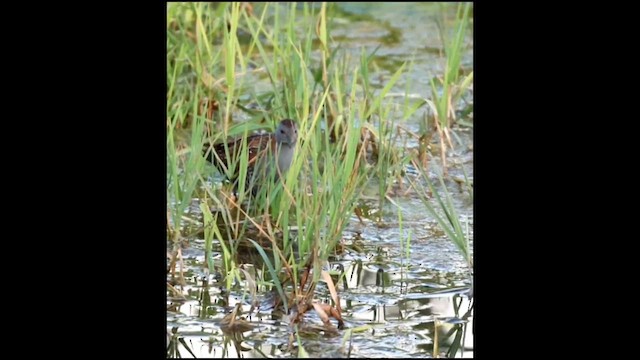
167,2,376,320
167,82,210,284
405,4,474,287
426,2,473,175
408,161,472,271
228,3,376,328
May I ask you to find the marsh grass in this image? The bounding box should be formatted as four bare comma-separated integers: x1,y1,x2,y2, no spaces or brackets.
427,2,473,175
408,159,473,275
167,1,373,312
167,1,473,349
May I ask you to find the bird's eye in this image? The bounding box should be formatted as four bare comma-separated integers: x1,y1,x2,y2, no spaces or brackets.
280,129,285,134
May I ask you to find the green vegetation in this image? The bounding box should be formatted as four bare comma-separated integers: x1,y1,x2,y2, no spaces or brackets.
167,2,473,357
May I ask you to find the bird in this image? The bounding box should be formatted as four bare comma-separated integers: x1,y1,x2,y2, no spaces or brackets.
203,119,298,196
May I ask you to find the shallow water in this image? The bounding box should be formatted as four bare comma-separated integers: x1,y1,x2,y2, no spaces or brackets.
168,2,473,358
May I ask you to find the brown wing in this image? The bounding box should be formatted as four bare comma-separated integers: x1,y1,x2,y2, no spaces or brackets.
203,133,275,179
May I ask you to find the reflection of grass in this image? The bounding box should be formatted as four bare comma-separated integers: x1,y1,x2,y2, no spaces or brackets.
431,293,474,358
166,327,197,358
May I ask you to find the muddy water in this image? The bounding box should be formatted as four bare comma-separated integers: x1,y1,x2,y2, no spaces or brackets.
168,2,473,358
